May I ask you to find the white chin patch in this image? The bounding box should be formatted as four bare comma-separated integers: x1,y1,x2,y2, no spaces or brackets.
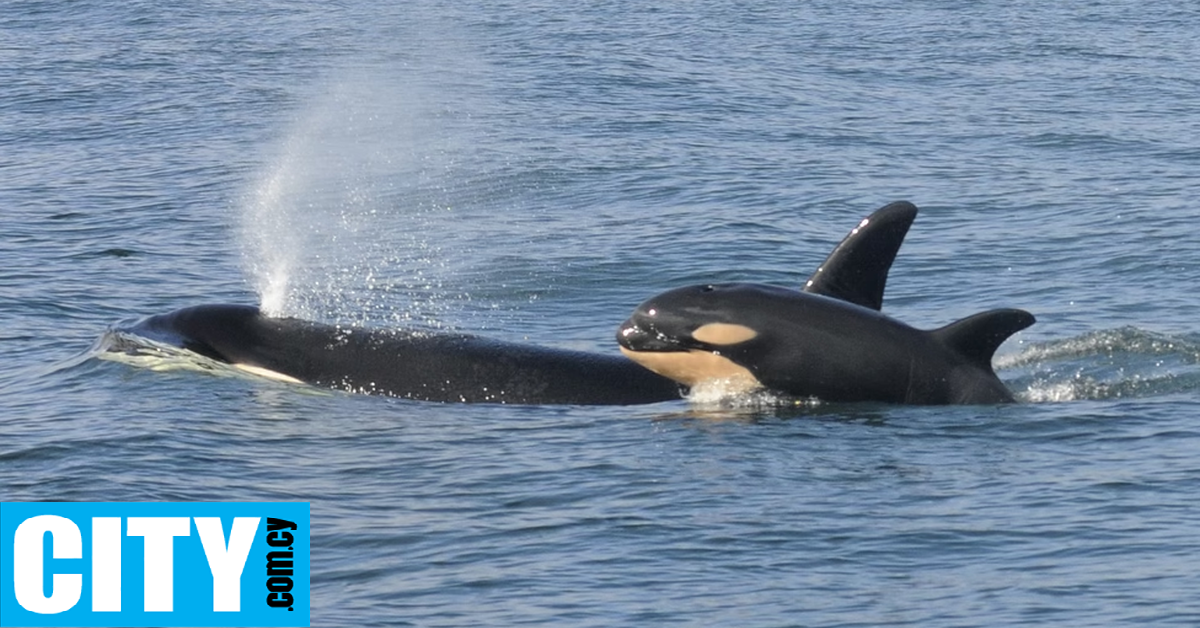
619,347,762,391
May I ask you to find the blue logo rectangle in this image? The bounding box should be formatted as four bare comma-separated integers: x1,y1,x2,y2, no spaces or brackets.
0,502,309,627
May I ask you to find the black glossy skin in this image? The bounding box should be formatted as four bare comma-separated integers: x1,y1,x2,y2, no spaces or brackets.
127,304,682,404
618,283,1033,405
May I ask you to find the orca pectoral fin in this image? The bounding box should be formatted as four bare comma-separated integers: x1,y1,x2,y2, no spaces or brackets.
803,201,918,311
931,308,1036,370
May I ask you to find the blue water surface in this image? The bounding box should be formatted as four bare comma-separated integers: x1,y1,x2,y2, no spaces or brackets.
3,1,1200,626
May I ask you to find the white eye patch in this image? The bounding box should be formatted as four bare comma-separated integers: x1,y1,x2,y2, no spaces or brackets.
691,323,758,346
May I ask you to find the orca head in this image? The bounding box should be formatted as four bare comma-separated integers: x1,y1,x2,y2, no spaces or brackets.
615,201,920,395
617,283,782,394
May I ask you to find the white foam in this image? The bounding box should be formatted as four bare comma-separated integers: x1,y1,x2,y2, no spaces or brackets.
684,378,821,410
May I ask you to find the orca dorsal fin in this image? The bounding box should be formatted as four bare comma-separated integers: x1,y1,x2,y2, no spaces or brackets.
803,201,918,310
931,309,1036,369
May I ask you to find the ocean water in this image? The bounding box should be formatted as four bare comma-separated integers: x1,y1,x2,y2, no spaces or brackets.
3,0,1200,625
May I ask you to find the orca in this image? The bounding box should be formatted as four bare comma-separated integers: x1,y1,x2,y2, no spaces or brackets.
112,201,923,405
122,303,682,404
617,204,1035,405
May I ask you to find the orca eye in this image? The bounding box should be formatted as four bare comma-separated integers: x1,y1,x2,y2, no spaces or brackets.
701,285,715,292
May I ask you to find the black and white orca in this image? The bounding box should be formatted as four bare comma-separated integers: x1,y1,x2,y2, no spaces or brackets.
125,302,681,404
616,202,1034,404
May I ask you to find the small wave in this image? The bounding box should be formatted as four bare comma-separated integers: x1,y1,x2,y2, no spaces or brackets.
93,328,337,395
997,326,1200,368
998,327,1200,402
93,329,240,378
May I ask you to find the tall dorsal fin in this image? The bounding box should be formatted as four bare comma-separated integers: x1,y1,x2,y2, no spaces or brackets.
931,309,1036,370
803,201,918,310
